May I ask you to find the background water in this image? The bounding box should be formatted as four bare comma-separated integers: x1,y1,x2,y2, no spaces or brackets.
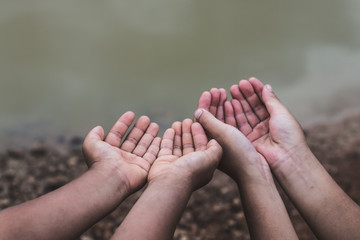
1,0,360,148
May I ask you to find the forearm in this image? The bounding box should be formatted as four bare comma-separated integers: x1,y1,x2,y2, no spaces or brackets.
112,176,192,240
235,170,298,240
273,149,360,240
0,168,129,240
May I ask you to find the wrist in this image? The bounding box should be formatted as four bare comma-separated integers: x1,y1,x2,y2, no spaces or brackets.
271,145,318,182
114,172,193,240
88,165,132,200
234,168,278,195
148,173,193,194
229,156,274,187
270,146,342,208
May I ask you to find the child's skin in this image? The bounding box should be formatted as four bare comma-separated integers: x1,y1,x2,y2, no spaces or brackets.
1,79,358,240
111,119,222,240
199,78,360,240
195,90,298,240
0,111,160,240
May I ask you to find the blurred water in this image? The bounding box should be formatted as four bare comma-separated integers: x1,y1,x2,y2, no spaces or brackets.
1,0,360,148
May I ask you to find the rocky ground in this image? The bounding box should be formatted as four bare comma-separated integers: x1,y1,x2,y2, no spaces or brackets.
1,114,359,240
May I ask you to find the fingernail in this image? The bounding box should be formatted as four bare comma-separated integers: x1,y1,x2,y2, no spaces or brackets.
265,84,273,92
194,109,203,120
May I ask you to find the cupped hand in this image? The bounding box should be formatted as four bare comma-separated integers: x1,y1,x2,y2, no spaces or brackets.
194,106,271,182
229,78,309,167
82,111,161,194
148,119,222,191
198,78,309,169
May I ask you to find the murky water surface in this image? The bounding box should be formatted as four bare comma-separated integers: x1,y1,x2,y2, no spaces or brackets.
1,1,360,148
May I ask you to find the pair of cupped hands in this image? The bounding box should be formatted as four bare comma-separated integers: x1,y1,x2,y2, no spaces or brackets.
82,77,306,195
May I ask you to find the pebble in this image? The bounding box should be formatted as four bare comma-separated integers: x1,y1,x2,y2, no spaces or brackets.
67,156,79,166
6,149,25,159
29,143,47,157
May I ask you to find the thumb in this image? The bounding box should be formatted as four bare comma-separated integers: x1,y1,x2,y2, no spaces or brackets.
206,139,223,162
84,126,105,144
82,126,105,163
262,84,288,116
194,108,227,139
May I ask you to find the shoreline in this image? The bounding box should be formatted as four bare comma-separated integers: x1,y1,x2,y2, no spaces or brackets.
2,107,360,153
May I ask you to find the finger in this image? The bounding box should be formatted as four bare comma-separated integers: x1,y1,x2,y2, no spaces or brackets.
231,99,253,136
120,116,151,152
158,128,175,156
239,80,269,121
194,108,227,140
105,111,135,147
143,137,161,165
249,77,265,99
172,121,182,156
247,118,270,142
83,126,105,157
132,122,159,157
230,83,260,128
205,139,222,167
182,119,195,155
224,101,237,127
84,126,105,143
262,84,289,116
209,88,220,116
207,139,223,157
216,88,227,122
197,91,211,111
191,122,208,151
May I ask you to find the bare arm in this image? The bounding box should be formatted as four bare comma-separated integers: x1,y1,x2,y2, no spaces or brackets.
0,112,160,240
274,146,360,240
112,176,192,240
196,88,298,240
112,120,222,240
0,169,128,240
233,77,360,239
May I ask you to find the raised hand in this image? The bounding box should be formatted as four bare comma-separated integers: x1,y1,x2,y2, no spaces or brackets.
229,78,308,168
194,101,298,239
111,119,222,240
198,78,360,240
83,111,161,193
0,112,161,240
198,88,227,123
148,119,222,191
197,88,272,179
198,79,307,168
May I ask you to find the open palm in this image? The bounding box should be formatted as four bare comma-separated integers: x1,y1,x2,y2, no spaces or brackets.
198,78,307,166
148,120,221,191
83,112,161,193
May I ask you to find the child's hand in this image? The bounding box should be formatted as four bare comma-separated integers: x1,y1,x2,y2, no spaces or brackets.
198,79,360,240
194,107,272,183
196,89,272,182
82,111,161,194
0,112,161,240
112,120,222,240
196,85,299,240
228,78,308,168
148,119,222,191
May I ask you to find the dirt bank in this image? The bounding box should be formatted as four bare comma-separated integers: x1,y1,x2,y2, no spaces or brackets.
1,114,359,240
